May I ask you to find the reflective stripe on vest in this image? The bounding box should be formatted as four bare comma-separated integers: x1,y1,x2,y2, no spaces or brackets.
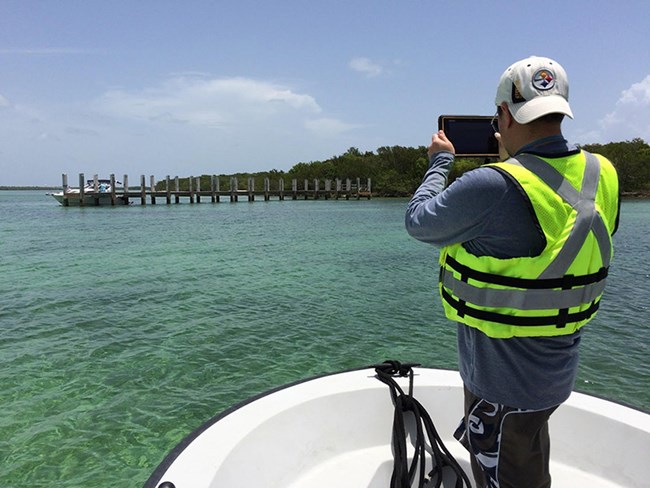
511,153,612,275
439,151,616,337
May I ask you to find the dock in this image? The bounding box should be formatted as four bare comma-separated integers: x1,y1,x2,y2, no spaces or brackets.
59,173,372,206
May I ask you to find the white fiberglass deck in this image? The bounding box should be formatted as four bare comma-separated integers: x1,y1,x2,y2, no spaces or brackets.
147,368,650,488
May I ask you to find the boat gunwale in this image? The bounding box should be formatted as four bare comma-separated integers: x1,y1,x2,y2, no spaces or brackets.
143,364,649,488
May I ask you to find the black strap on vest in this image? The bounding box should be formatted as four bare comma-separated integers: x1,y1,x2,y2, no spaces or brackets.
374,361,472,488
444,255,608,290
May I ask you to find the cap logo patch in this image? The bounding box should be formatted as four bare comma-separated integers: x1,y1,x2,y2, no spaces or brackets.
532,69,555,90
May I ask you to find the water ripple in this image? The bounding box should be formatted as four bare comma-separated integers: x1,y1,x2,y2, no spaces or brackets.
0,193,648,487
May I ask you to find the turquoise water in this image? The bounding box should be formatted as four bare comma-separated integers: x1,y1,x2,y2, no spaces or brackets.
1,191,648,487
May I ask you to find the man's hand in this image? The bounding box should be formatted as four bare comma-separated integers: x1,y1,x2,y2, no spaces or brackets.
427,130,455,158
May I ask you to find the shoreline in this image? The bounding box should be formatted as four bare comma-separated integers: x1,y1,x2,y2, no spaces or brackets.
1,186,60,191
3,187,650,200
620,191,650,199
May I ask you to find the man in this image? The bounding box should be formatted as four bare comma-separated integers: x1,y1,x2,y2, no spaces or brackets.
405,55,619,487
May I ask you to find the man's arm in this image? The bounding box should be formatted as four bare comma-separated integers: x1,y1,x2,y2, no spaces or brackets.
405,133,513,249
405,150,491,246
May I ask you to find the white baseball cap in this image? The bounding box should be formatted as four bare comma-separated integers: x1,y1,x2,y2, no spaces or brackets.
495,55,573,124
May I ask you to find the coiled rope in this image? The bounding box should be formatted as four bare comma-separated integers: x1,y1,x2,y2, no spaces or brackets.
373,360,472,488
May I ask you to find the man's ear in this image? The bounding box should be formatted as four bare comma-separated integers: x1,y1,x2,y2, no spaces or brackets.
500,102,514,128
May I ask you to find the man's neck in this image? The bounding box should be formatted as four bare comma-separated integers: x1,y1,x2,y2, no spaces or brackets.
515,135,569,155
509,124,563,155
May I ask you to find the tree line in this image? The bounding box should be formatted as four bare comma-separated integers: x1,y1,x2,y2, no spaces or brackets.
581,139,650,195
177,138,649,197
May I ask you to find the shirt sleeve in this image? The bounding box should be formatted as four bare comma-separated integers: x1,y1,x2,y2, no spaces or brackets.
405,151,512,247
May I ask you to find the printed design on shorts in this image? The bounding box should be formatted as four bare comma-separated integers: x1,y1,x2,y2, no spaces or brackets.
454,400,526,488
532,69,555,90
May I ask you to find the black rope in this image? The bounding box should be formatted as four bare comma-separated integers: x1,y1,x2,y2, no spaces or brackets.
373,361,472,488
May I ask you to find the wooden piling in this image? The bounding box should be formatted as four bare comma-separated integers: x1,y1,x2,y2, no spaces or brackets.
292,179,298,200
211,175,219,203
62,174,69,206
79,173,85,206
150,175,156,204
139,175,146,205
264,178,270,201
110,174,116,206
123,175,129,205
248,177,254,202
230,177,238,202
91,175,99,206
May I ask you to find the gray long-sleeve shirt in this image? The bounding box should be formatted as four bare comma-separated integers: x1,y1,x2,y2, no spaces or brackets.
405,137,584,409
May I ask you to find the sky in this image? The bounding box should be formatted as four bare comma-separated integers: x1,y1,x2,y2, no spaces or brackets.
1,0,649,186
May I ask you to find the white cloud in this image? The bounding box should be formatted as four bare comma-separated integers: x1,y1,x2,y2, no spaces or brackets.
0,75,365,184
37,131,59,141
349,57,383,78
0,93,10,108
66,126,100,136
95,76,322,128
619,75,650,104
580,75,650,143
304,117,362,137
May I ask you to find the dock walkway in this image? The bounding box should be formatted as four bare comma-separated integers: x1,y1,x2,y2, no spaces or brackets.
59,173,372,206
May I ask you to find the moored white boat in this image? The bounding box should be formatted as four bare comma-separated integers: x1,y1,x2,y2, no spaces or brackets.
144,364,650,488
50,179,128,206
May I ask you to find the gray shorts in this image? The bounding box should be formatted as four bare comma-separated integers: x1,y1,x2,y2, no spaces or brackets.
454,386,558,488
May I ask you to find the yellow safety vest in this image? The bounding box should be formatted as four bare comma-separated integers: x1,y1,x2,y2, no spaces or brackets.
439,150,619,338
